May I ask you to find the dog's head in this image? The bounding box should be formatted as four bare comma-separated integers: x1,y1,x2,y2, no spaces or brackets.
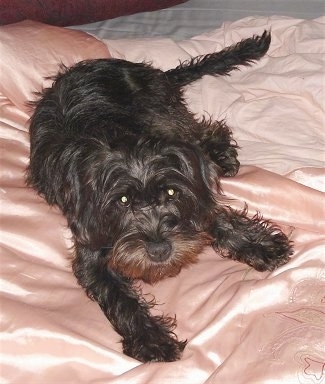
65,137,219,284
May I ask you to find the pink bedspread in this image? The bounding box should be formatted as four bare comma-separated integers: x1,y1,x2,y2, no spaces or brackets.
1,17,324,384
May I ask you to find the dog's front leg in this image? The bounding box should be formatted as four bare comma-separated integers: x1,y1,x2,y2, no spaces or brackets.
72,244,186,362
210,207,293,271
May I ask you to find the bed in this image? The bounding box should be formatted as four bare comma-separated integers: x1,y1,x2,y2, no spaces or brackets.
1,1,324,383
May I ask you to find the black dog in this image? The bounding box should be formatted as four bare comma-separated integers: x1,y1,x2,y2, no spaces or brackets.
27,31,293,362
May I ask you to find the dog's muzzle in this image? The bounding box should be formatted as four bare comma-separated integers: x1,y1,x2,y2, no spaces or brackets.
146,240,172,262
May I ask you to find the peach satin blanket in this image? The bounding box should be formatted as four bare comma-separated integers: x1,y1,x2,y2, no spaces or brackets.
1,17,324,383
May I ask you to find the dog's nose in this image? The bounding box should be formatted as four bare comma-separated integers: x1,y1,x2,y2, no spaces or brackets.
146,241,172,262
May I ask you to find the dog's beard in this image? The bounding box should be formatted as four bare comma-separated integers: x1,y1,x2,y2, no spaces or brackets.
108,231,213,284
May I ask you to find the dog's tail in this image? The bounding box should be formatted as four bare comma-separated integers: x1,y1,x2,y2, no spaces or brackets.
165,31,271,88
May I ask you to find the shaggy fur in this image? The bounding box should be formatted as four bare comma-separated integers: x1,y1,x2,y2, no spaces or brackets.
27,31,293,362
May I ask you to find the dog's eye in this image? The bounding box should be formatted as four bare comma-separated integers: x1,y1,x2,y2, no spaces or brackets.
119,195,130,206
167,188,175,197
166,188,180,200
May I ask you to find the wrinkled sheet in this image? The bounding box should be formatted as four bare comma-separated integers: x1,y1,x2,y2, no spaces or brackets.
1,16,324,384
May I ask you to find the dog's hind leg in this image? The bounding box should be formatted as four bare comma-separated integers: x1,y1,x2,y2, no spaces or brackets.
72,245,186,362
166,31,271,87
196,119,240,177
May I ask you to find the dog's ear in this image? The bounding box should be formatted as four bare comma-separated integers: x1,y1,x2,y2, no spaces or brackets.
194,146,221,193
67,191,104,249
162,141,221,195
54,139,114,248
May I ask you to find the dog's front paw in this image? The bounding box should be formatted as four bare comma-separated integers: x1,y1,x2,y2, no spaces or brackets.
122,330,186,362
246,231,293,272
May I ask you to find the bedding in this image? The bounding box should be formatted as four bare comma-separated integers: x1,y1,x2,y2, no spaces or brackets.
0,0,187,26
1,15,324,384
71,0,325,40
